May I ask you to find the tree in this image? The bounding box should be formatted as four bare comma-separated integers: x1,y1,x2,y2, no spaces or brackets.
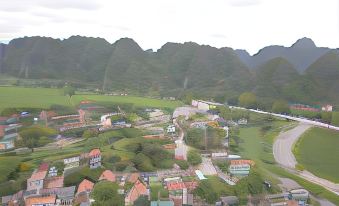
272,100,290,114
187,150,202,165
91,181,124,206
238,92,257,109
133,196,149,206
63,85,75,97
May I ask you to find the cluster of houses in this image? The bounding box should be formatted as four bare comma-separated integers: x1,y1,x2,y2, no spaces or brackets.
0,114,22,150
1,148,102,206
289,103,333,112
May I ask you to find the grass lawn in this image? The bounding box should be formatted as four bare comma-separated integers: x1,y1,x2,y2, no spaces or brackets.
0,86,182,113
0,86,69,111
0,156,23,182
294,127,339,183
150,182,169,200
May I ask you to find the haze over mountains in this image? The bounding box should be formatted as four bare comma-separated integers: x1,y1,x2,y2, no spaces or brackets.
0,36,338,106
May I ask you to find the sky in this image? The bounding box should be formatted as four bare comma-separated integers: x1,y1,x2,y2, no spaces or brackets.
0,0,338,54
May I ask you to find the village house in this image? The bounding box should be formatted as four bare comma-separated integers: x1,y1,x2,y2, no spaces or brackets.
27,170,48,193
63,156,80,170
1,190,24,206
322,104,333,112
125,179,148,206
192,100,223,111
99,170,116,182
25,194,56,206
89,148,101,169
77,179,94,195
75,179,94,206
44,176,64,189
215,196,239,206
40,186,76,206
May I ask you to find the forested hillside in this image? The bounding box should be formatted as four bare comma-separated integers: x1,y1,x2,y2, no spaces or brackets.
0,36,338,106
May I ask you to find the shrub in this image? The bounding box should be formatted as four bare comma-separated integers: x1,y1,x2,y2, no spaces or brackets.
187,150,202,166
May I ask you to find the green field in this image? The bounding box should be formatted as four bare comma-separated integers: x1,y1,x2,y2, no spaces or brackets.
0,87,70,110
294,127,339,183
0,86,183,112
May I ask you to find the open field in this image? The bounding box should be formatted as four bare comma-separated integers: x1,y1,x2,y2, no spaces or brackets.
71,95,183,109
0,86,183,112
294,127,339,183
0,87,70,111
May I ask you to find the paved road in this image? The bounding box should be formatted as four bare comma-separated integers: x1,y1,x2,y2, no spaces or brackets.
273,123,311,168
230,106,339,131
273,123,339,196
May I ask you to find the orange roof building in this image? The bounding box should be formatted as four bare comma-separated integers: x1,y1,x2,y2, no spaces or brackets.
125,180,148,206
99,170,116,182
89,148,101,157
89,148,101,169
25,195,56,206
27,170,47,191
38,162,49,172
77,179,94,194
128,173,140,183
230,159,255,166
167,182,186,191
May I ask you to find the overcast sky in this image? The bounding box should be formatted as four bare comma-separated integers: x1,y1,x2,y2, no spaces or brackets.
0,0,338,54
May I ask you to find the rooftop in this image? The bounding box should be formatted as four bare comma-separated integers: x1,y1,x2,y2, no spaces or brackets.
89,148,101,157
40,186,76,199
28,170,47,181
125,180,148,204
38,162,49,172
25,195,56,206
151,200,174,206
167,182,186,190
99,170,116,182
77,179,94,194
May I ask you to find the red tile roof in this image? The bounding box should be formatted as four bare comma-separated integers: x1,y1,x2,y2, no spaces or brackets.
99,170,116,182
38,163,49,172
89,148,101,157
25,195,56,206
167,182,186,191
44,176,64,189
128,173,140,183
29,170,47,181
184,181,198,190
230,159,255,166
77,179,94,194
125,180,148,204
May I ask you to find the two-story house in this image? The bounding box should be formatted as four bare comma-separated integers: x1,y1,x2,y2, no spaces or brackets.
89,149,101,169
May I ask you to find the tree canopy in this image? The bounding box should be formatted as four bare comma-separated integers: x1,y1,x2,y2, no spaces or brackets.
239,92,257,109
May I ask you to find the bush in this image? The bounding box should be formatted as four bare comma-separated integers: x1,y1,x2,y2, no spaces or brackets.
295,164,305,171
115,161,130,171
91,181,124,206
19,163,31,172
187,150,202,166
175,160,189,170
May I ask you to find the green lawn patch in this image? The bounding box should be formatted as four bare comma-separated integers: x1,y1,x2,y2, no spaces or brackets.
294,127,339,183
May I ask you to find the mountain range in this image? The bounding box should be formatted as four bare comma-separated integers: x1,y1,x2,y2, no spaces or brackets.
0,36,338,106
